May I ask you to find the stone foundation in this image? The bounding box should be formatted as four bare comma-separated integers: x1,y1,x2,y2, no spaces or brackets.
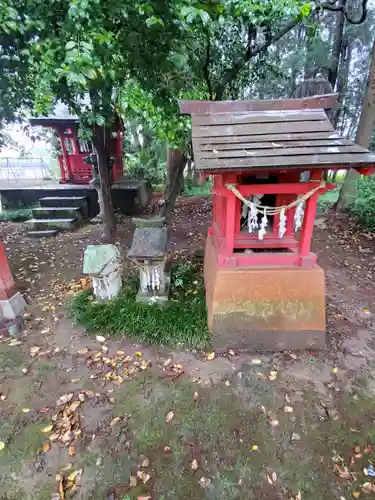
204,236,325,350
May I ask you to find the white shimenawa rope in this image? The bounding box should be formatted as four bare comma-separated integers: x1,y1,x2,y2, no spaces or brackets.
226,181,325,238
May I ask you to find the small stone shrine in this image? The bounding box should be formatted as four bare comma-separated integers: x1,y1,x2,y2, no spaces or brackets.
83,244,122,300
128,225,169,304
179,94,375,350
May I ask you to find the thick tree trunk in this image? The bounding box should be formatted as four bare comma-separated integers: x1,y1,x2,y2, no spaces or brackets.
336,39,375,211
92,126,116,242
159,147,186,220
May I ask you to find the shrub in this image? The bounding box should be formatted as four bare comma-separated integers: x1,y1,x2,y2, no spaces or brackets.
350,176,375,231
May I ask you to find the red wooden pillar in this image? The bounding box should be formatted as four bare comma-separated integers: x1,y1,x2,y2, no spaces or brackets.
299,192,319,257
0,242,26,320
57,128,72,182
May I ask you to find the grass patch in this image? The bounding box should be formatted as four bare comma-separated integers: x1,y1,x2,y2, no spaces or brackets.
0,344,25,373
0,419,46,499
71,263,210,349
183,180,212,197
0,207,32,222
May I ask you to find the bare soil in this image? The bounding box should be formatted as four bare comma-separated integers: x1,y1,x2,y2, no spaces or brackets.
1,197,375,500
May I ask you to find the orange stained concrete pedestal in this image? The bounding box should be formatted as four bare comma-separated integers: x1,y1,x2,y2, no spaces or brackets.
204,236,326,350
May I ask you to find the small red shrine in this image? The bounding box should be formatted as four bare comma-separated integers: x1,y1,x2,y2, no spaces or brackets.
30,102,123,184
180,94,375,350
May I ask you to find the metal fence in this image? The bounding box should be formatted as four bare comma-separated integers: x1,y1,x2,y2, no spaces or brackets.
0,158,58,182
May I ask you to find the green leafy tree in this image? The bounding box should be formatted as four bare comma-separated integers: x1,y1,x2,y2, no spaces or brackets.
0,0,184,240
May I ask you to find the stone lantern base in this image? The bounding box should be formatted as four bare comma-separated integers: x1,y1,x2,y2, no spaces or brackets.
136,266,171,305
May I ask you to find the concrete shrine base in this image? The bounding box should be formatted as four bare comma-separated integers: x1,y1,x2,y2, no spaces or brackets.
204,236,326,351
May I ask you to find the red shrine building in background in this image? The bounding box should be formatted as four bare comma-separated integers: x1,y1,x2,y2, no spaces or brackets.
180,94,375,351
30,102,123,185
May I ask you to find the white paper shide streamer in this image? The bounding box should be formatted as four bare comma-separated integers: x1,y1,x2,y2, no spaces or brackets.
278,208,287,238
258,208,268,240
247,201,259,233
294,201,304,231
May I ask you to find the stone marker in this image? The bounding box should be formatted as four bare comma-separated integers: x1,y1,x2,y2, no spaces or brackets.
128,225,169,304
83,244,121,300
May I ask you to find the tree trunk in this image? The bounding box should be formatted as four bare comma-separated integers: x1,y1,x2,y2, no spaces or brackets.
159,147,186,220
328,3,346,89
92,126,116,242
331,38,352,128
336,39,375,211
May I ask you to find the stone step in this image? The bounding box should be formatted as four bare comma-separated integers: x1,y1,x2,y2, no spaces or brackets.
26,229,59,239
39,196,89,218
32,206,83,221
24,218,79,232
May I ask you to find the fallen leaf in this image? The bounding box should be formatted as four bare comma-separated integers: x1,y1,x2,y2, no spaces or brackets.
129,475,137,488
198,476,211,488
68,446,77,457
352,492,360,498
110,417,121,426
30,346,41,357
77,348,88,355
332,367,338,374
42,442,51,453
335,464,351,479
0,441,5,451
268,370,278,381
41,424,53,433
251,445,258,452
206,352,215,361
362,482,374,494
22,408,31,413
57,393,73,406
135,351,142,357
193,391,199,401
137,470,151,484
165,411,174,423
191,459,199,470
96,335,106,343
108,397,116,404
67,469,82,482
67,401,81,413
267,471,277,484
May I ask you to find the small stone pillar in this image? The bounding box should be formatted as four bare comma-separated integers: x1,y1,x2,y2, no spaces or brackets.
0,241,26,320
83,244,122,300
128,223,169,304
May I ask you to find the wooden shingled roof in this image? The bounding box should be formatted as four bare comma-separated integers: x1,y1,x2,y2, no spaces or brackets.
179,95,375,172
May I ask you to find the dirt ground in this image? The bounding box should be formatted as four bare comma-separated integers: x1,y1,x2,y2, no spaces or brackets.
1,196,375,500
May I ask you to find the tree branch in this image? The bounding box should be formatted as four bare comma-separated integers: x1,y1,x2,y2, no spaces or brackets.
321,0,367,24
203,32,213,101
214,18,299,101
